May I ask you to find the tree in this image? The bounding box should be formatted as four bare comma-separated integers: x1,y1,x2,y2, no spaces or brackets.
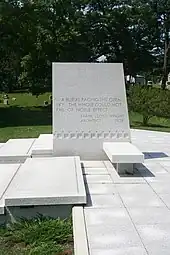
136,0,170,89
128,86,170,125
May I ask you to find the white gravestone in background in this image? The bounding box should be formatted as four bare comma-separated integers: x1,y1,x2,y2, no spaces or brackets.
53,63,131,160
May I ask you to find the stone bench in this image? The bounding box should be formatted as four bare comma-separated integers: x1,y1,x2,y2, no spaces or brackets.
103,142,144,174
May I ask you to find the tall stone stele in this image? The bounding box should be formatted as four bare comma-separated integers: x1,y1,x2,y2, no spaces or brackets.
52,63,131,160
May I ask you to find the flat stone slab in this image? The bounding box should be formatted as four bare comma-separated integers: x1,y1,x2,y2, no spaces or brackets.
86,194,124,208
4,156,86,206
0,164,21,214
0,143,4,148
84,175,113,184
0,139,35,163
85,208,132,226
0,200,4,215
87,224,143,250
127,207,170,225
90,247,147,255
30,134,53,156
136,224,170,251
103,142,144,163
119,191,165,208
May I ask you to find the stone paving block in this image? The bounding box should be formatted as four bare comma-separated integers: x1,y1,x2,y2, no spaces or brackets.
84,175,113,184
127,207,170,225
90,247,147,255
160,163,170,173
0,164,20,197
85,183,117,195
144,246,170,255
115,183,155,194
87,224,143,250
144,175,170,183
136,224,170,249
82,161,105,168
0,164,21,215
85,208,132,226
85,194,124,208
158,194,170,208
150,182,170,194
160,162,170,167
120,192,165,208
0,139,35,157
114,177,146,184
83,168,108,175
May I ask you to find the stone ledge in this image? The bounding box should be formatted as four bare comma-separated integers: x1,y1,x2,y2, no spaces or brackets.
73,206,89,255
0,139,35,163
30,134,53,157
4,156,86,207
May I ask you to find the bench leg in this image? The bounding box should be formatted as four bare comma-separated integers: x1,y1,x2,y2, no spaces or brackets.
116,163,134,175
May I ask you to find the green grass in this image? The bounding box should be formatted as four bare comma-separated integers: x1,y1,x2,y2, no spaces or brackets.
0,216,73,255
0,93,52,142
0,92,170,142
130,112,170,132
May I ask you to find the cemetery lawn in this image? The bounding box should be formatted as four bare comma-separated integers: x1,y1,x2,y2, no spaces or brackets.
130,112,170,132
0,217,73,255
0,92,170,142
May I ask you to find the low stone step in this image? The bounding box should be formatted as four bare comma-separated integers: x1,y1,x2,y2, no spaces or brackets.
30,134,53,157
5,156,86,207
0,164,21,215
0,139,35,163
0,143,5,149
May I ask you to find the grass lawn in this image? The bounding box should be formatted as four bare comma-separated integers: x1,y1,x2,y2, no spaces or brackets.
130,112,170,132
0,217,73,255
0,92,170,142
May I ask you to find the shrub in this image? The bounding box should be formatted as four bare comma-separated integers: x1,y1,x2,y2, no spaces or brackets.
128,86,170,125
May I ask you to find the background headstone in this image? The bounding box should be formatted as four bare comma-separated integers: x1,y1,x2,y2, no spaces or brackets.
4,99,9,105
53,63,131,160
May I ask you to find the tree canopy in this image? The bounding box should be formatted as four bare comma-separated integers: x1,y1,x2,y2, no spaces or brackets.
0,0,169,93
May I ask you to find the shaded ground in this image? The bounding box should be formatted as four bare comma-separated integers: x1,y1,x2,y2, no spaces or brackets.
0,106,52,127
0,217,73,255
0,93,170,142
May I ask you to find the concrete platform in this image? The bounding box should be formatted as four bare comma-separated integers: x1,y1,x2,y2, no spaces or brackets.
0,139,35,163
0,164,21,214
30,134,53,157
4,156,86,206
0,143,4,148
82,156,170,255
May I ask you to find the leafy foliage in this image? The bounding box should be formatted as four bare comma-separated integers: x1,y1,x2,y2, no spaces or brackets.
0,216,73,255
128,85,170,125
0,0,170,93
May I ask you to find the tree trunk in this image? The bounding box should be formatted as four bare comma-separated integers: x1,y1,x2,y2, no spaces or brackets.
143,115,149,126
161,41,170,90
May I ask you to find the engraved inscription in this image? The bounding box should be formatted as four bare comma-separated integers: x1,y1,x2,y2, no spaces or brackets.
55,96,125,124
